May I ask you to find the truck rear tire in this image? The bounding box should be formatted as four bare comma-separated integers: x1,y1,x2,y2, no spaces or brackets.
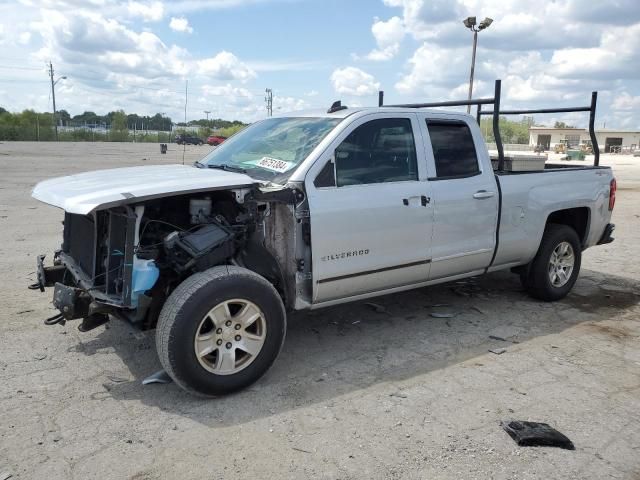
156,266,286,396
522,224,581,301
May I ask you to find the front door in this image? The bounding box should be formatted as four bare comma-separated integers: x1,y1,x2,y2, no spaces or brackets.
306,114,433,303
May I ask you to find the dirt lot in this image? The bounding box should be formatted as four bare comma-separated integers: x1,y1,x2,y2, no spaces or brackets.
1,142,639,480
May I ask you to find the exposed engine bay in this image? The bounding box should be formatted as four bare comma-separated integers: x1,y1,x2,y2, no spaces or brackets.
37,185,312,330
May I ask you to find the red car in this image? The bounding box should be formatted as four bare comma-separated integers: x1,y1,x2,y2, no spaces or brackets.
206,135,227,146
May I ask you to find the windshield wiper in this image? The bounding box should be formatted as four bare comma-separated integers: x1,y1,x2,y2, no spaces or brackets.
207,164,247,174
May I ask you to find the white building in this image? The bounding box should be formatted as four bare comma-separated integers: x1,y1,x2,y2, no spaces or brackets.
529,127,640,153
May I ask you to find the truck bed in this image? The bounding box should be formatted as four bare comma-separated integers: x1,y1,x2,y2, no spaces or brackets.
490,165,613,271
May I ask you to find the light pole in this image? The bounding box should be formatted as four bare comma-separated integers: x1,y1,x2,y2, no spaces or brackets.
204,110,211,123
48,61,67,141
463,16,493,113
159,112,166,142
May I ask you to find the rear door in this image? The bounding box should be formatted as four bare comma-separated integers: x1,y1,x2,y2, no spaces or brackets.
305,113,433,303
417,115,499,279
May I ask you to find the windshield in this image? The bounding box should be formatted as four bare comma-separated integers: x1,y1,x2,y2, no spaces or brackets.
200,117,342,183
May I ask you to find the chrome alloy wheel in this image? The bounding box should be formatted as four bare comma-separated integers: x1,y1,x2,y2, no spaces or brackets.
194,299,267,375
548,241,575,288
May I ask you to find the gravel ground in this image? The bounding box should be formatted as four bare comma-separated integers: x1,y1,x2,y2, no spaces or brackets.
0,142,639,480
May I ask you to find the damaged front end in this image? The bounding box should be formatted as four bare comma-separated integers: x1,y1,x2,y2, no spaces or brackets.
33,191,251,329
31,183,308,331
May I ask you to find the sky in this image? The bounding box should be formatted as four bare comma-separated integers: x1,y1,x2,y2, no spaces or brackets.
0,0,639,128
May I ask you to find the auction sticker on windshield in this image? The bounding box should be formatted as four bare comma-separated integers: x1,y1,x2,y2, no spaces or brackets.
256,157,294,173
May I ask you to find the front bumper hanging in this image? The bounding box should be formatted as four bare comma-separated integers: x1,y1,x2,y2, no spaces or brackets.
29,254,117,329
28,254,66,292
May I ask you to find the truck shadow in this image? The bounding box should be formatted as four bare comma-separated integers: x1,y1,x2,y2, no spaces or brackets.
80,268,639,427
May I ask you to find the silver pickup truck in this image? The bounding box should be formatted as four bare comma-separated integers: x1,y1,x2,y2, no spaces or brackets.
31,81,616,396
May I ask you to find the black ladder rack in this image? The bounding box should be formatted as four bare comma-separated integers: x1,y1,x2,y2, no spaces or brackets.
379,79,600,170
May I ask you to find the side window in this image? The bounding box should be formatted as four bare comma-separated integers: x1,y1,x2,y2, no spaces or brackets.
334,118,418,187
314,159,335,188
426,121,480,178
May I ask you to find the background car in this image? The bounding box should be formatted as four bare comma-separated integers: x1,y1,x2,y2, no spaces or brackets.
206,135,227,146
175,133,203,145
207,135,227,145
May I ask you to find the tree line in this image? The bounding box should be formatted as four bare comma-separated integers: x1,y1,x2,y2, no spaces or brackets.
0,106,247,142
478,117,571,144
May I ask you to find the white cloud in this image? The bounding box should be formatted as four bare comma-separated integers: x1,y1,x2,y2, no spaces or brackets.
365,16,404,61
395,42,469,94
169,16,193,33
127,1,164,22
197,51,256,82
612,93,640,111
388,0,640,129
331,67,380,96
201,84,253,106
273,95,308,113
550,23,640,80
0,0,639,129
385,0,461,40
18,31,31,45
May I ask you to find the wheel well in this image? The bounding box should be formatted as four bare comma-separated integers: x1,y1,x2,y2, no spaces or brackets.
546,207,590,246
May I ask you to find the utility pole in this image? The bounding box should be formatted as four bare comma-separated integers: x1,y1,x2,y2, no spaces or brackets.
48,61,67,141
159,112,166,142
48,61,58,141
265,88,273,117
184,80,188,125
183,80,188,165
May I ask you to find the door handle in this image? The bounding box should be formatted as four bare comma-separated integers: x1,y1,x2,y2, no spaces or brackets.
403,196,431,206
473,190,496,199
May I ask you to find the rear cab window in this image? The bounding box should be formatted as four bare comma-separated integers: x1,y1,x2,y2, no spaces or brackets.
426,120,480,179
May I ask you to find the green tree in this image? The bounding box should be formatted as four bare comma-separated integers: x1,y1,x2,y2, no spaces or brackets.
216,124,246,138
480,117,530,144
57,109,71,125
198,126,212,139
110,110,129,142
553,121,575,129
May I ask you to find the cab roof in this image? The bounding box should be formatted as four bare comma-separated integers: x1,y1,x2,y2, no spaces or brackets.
274,107,474,120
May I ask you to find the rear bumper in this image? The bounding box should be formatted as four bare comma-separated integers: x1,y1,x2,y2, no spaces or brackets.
597,223,615,245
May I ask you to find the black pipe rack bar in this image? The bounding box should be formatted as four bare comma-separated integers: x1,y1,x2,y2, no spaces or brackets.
378,79,600,169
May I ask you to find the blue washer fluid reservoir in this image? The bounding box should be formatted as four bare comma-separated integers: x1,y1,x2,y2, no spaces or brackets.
131,256,160,307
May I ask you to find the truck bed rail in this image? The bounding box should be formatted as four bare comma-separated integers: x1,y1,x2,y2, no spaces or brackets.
379,79,600,171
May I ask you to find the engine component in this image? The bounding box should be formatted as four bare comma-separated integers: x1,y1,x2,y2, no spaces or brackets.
189,197,212,224
164,222,235,272
131,256,160,307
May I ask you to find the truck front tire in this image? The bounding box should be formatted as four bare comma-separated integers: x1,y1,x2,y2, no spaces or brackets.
156,266,286,396
521,224,582,301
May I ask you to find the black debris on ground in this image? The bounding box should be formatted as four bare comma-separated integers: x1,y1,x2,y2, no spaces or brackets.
501,420,575,450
